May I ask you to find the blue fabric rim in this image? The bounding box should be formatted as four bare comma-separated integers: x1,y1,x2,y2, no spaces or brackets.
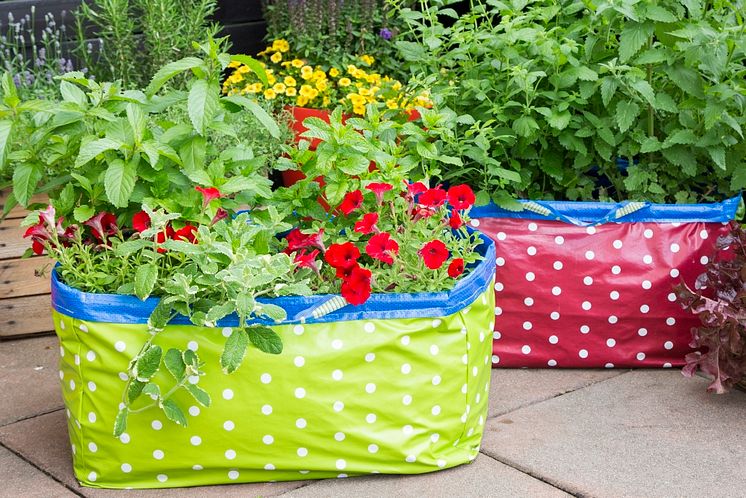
50,233,495,326
470,195,740,223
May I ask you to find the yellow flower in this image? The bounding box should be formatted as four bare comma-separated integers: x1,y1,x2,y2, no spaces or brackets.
238,65,251,74
329,67,340,77
273,83,286,94
392,81,402,91
386,99,399,109
264,89,277,99
359,87,371,97
286,87,297,96
297,95,309,107
272,39,290,52
299,84,315,98
353,104,366,115
252,83,264,92
316,79,328,92
360,55,375,66
323,96,331,106
347,93,366,106
228,61,241,69
347,64,358,73
291,59,304,68
312,70,326,81
308,88,319,99
267,73,277,85
338,77,352,87
270,52,282,63
284,76,297,87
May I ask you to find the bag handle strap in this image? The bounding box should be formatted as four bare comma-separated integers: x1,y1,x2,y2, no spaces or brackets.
522,200,650,227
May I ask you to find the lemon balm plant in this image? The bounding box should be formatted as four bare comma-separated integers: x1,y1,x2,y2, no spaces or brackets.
1,38,280,220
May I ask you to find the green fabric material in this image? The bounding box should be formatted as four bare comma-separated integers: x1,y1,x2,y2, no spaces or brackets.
55,283,494,489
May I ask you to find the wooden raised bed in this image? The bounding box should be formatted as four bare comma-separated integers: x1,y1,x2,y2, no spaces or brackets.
0,190,54,340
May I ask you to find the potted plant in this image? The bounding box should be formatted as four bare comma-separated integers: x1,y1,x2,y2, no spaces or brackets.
15,43,495,488
394,0,746,368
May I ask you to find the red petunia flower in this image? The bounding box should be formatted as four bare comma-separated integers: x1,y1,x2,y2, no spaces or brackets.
325,242,361,269
84,212,118,241
419,187,447,207
405,181,427,200
195,186,222,208
211,208,229,226
335,263,358,279
294,249,320,271
339,190,364,215
365,182,393,204
447,184,475,210
155,225,175,254
23,205,68,254
412,206,438,220
132,210,150,232
449,208,463,229
365,232,399,265
285,228,326,253
448,258,465,278
354,213,379,234
173,224,198,243
341,266,372,306
419,240,449,270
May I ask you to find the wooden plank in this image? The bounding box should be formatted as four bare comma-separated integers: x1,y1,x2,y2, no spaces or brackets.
0,190,47,220
0,294,55,339
0,217,30,261
0,257,52,299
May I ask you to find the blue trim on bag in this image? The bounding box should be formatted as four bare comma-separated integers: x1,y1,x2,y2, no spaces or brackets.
51,233,495,326
470,195,740,224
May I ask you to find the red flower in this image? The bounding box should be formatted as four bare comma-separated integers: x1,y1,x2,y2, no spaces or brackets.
173,224,198,243
23,205,67,254
31,239,45,255
339,190,364,215
195,186,221,208
447,184,475,210
155,226,175,253
419,240,449,270
365,232,399,265
449,208,463,229
325,242,360,269
405,181,427,199
211,208,229,226
341,266,372,306
132,211,150,232
365,182,393,204
294,249,320,270
84,212,118,241
335,264,358,279
448,258,465,278
419,187,447,207
285,228,325,253
354,213,379,234
412,206,438,220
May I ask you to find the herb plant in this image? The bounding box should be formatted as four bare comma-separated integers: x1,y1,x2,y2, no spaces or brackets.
1,38,281,224
74,0,221,88
394,0,746,205
676,222,746,393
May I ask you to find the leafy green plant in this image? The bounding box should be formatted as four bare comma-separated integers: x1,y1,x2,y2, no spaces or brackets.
394,0,746,205
1,38,281,223
73,0,221,89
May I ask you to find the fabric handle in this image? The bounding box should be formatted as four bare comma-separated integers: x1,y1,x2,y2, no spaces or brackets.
522,200,650,227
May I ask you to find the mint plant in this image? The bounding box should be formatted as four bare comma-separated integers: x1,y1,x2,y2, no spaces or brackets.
1,37,281,223
394,0,746,205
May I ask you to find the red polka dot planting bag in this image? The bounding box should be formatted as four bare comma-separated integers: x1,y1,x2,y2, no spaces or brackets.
469,196,740,368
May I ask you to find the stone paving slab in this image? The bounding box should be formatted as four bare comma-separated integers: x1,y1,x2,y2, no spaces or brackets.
276,453,571,498
0,445,77,498
488,368,624,417
0,410,309,498
481,370,746,498
0,335,63,426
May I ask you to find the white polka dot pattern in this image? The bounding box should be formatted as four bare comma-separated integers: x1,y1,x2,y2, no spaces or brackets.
476,217,729,368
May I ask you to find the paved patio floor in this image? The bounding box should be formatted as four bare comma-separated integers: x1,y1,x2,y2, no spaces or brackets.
1,335,745,498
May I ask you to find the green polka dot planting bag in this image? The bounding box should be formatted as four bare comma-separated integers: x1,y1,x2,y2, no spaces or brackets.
51,234,496,489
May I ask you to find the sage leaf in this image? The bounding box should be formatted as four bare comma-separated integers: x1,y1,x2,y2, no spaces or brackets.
12,162,42,207
104,158,137,208
75,137,122,167
135,345,162,381
164,348,186,380
188,79,220,136
162,398,188,427
113,408,128,437
619,23,653,62
248,326,283,355
134,264,158,300
221,329,249,374
142,382,161,400
615,100,640,133
127,379,146,404
185,384,211,407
